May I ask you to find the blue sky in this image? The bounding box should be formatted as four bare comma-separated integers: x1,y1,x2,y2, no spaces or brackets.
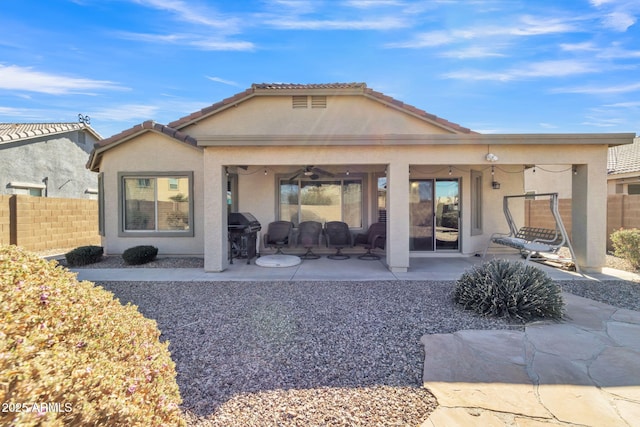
1,0,639,138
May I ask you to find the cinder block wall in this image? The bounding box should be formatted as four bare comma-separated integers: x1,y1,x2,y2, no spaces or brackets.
525,195,640,252
0,195,100,253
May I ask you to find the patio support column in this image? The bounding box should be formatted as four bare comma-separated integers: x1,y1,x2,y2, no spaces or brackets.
386,161,410,273
203,151,229,272
572,161,607,272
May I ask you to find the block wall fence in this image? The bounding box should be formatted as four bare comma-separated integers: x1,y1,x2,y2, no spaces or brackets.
0,194,638,255
525,195,640,252
0,195,100,253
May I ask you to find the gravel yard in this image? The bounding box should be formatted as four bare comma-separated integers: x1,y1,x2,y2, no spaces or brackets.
78,253,640,426
96,277,640,426
98,280,523,426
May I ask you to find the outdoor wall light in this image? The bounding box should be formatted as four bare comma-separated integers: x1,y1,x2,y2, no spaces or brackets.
485,153,499,162
492,181,501,189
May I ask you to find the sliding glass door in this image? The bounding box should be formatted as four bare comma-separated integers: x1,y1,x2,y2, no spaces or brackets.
409,179,460,251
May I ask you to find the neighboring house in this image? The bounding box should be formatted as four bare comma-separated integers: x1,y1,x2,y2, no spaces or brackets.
608,136,640,194
0,122,102,199
87,83,635,273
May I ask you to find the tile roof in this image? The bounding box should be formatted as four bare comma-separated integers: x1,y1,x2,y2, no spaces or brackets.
169,82,476,134
252,82,366,90
0,122,101,143
92,120,198,150
87,120,199,171
608,137,640,175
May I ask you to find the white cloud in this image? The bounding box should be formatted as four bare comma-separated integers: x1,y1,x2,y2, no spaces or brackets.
603,11,636,31
444,60,600,81
133,0,238,31
589,0,639,31
116,32,255,51
345,0,405,8
89,104,160,122
206,76,243,87
0,65,126,95
387,14,579,49
266,16,408,30
439,46,506,59
553,81,640,95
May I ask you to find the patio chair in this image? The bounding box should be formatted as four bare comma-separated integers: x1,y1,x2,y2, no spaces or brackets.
354,222,386,260
324,221,353,260
263,221,293,254
296,221,323,259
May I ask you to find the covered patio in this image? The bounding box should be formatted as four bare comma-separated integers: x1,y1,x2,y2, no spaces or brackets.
204,132,631,274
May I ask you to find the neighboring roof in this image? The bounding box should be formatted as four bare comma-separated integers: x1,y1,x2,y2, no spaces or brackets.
87,120,199,171
169,82,476,134
608,137,640,176
0,122,102,144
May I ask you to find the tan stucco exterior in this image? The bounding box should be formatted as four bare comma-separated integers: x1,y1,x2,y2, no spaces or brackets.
90,83,635,273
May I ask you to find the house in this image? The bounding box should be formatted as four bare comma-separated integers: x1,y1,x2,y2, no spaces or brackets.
87,83,635,273
0,122,102,199
608,136,640,194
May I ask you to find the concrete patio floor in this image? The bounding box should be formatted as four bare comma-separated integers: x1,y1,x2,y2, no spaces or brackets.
72,253,640,283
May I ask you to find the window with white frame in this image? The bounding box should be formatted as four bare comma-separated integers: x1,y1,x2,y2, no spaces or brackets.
120,172,193,235
279,178,362,228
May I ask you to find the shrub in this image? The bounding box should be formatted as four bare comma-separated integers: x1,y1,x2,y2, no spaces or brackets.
65,245,104,266
122,245,158,265
454,259,564,321
610,228,640,270
0,245,185,426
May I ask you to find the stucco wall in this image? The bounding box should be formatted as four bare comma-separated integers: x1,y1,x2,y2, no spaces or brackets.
99,133,204,256
524,164,573,198
183,95,453,138
0,131,99,199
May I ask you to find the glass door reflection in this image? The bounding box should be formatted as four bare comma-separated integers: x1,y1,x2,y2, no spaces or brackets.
435,179,459,250
409,180,434,251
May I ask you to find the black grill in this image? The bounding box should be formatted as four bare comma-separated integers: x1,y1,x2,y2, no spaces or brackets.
228,212,261,264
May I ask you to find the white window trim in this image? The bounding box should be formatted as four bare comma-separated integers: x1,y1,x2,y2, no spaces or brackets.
8,181,46,190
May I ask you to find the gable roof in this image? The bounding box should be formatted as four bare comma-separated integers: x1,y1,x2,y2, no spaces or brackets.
87,120,200,171
168,82,476,134
608,136,640,176
0,122,102,144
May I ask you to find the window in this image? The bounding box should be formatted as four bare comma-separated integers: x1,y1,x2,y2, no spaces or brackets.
168,178,179,191
470,170,483,236
120,172,193,236
629,184,640,195
7,182,45,197
98,173,105,236
279,178,362,228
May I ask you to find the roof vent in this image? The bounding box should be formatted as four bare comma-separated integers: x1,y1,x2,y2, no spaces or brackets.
311,96,327,108
292,96,308,109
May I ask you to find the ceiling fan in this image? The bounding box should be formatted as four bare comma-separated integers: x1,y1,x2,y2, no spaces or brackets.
288,165,335,181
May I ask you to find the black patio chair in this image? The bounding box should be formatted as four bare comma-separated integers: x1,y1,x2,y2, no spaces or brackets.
354,222,386,260
296,221,323,259
263,221,293,254
324,221,353,260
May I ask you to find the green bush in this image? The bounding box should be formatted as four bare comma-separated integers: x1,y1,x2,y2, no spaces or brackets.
122,245,158,265
610,228,640,270
454,259,564,321
0,245,185,426
64,245,104,266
